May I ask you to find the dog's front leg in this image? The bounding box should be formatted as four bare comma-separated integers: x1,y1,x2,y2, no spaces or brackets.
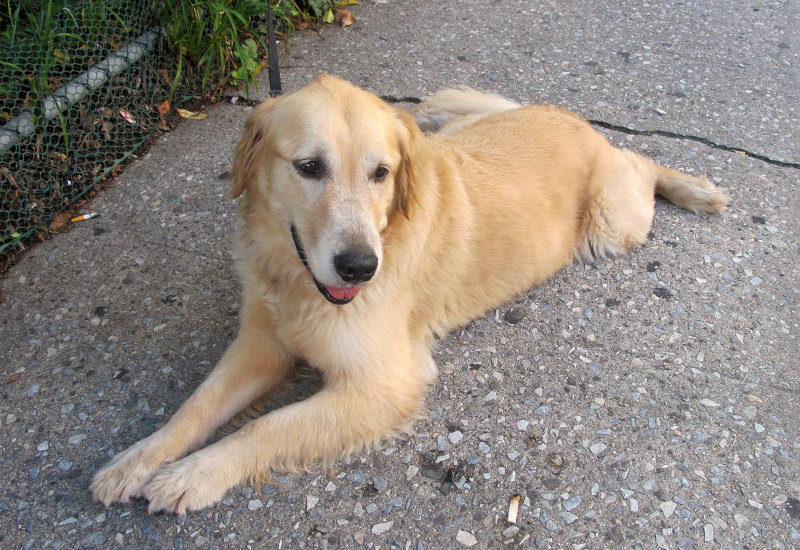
142,351,428,514
90,308,293,507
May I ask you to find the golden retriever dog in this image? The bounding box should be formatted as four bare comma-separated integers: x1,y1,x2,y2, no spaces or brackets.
91,74,729,514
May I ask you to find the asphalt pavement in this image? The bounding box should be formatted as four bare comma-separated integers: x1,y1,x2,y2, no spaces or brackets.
2,0,799,548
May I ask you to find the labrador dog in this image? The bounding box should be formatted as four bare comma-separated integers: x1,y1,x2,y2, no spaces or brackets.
91,75,729,514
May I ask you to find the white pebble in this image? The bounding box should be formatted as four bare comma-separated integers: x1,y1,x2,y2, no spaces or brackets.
456,530,478,547
590,443,607,456
704,523,714,542
448,431,463,444
659,501,677,518
371,521,394,535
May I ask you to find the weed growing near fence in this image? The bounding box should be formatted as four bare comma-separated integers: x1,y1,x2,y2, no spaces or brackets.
161,0,340,94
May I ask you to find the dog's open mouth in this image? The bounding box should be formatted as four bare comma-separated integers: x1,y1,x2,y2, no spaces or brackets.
291,226,360,305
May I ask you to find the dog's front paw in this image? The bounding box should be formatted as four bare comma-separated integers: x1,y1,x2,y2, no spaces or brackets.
90,434,176,506
142,450,234,515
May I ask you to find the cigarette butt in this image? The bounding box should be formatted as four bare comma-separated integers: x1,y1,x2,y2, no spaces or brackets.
71,213,99,223
507,493,521,524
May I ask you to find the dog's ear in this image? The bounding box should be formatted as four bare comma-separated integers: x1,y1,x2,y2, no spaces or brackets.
230,97,280,198
392,108,423,218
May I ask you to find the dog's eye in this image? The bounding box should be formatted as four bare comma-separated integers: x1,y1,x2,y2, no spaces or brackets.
295,160,323,179
373,165,389,182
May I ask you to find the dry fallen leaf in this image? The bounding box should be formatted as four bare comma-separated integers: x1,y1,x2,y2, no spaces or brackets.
177,108,209,120
158,100,170,117
335,9,356,27
48,212,73,232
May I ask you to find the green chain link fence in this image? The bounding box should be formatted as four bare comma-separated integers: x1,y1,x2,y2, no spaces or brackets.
1,1,181,261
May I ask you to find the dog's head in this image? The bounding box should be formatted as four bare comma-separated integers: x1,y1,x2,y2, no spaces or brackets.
231,75,419,305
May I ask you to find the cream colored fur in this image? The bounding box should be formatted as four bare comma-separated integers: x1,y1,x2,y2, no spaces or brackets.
90,75,729,514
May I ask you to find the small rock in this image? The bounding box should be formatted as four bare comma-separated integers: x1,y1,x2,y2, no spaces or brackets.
563,495,581,511
405,465,419,480
80,531,106,548
659,501,677,518
502,525,519,539
448,431,463,445
306,495,319,511
68,434,87,445
247,499,263,511
560,511,578,524
590,443,607,456
371,476,388,492
371,521,394,535
700,398,720,408
353,529,366,545
703,523,714,542
347,470,365,484
456,530,478,547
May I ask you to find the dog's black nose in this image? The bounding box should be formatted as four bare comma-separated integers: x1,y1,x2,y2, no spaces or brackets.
334,250,378,284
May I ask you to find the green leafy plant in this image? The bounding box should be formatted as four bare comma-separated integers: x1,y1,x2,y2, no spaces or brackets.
159,0,342,96
162,0,276,95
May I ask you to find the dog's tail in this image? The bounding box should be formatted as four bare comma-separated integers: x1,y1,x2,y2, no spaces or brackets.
654,163,730,214
412,87,520,134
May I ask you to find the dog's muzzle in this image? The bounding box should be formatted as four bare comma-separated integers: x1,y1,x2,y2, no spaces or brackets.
291,226,376,305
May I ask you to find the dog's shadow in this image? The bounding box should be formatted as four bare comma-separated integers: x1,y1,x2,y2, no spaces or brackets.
212,361,324,440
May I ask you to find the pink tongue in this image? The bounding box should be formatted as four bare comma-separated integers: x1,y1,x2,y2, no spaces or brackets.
326,285,360,300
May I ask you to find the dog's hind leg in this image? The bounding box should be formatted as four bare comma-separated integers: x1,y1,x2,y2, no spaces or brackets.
654,163,730,214
575,149,729,262
90,298,294,507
